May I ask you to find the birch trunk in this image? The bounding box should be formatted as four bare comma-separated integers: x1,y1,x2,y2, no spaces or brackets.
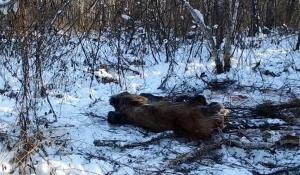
224,0,239,72
177,0,221,73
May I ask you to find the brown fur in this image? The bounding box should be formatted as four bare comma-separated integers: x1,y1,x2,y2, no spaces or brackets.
108,92,229,140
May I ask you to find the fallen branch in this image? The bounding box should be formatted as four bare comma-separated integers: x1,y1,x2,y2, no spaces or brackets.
83,151,174,174
81,112,107,121
168,138,274,167
253,164,300,175
254,100,300,117
168,140,223,166
224,139,273,150
94,132,176,149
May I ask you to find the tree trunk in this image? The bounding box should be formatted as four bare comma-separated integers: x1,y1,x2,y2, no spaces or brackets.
18,0,30,174
214,0,224,50
35,0,47,98
285,0,297,26
224,0,239,72
203,0,212,24
19,0,29,140
296,32,300,50
264,0,275,33
250,0,260,36
214,0,224,73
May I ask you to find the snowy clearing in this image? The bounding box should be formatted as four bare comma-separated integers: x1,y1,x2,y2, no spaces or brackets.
0,33,300,175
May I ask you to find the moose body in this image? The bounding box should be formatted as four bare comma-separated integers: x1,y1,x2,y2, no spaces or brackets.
108,92,229,140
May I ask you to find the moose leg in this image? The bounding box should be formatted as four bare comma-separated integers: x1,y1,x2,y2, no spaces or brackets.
107,111,129,124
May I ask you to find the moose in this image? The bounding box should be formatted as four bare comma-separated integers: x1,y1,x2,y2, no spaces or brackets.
107,92,229,140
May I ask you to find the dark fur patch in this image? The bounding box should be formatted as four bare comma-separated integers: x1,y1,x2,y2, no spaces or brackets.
107,111,129,124
107,92,229,140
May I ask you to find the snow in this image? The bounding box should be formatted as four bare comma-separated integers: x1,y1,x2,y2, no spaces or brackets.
121,14,131,21
94,69,114,79
0,5,8,14
0,0,17,15
0,32,300,174
193,9,204,24
0,0,9,5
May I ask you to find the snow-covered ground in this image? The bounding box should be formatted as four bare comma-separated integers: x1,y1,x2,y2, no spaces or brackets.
0,33,300,174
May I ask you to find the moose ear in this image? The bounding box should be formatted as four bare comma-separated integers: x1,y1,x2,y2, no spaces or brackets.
188,95,208,106
194,95,208,105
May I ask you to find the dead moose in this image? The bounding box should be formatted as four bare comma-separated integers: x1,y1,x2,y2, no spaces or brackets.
107,92,229,140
